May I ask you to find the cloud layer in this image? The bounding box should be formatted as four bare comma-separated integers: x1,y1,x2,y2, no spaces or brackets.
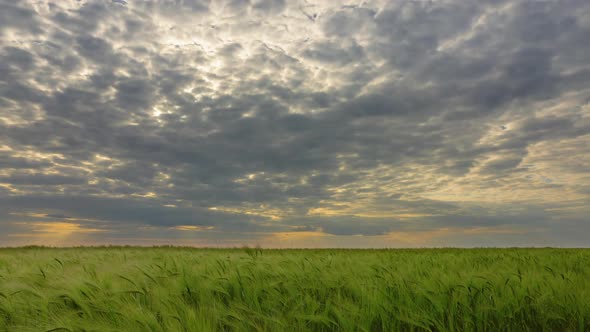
0,0,589,247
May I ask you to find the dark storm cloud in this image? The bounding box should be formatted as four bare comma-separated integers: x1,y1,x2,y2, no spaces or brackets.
478,156,523,174
291,216,398,236
302,40,364,65
0,173,87,186
75,35,118,64
0,2,42,34
0,155,51,169
0,0,589,246
1,47,35,71
0,195,271,231
252,0,286,15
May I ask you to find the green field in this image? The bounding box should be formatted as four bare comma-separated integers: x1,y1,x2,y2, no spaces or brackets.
0,248,588,331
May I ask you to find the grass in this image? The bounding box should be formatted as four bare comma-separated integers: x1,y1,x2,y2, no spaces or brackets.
0,247,588,331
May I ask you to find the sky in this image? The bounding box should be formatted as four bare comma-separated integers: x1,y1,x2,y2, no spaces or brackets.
0,0,589,247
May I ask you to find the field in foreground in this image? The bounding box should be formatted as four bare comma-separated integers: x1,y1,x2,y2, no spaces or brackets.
0,248,589,331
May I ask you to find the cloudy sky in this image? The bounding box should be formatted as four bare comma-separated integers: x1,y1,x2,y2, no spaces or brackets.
0,0,588,247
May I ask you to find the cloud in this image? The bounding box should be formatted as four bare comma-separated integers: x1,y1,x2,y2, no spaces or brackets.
0,0,588,247
0,2,42,35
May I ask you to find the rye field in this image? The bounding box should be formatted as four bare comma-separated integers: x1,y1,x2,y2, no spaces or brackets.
0,248,588,331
